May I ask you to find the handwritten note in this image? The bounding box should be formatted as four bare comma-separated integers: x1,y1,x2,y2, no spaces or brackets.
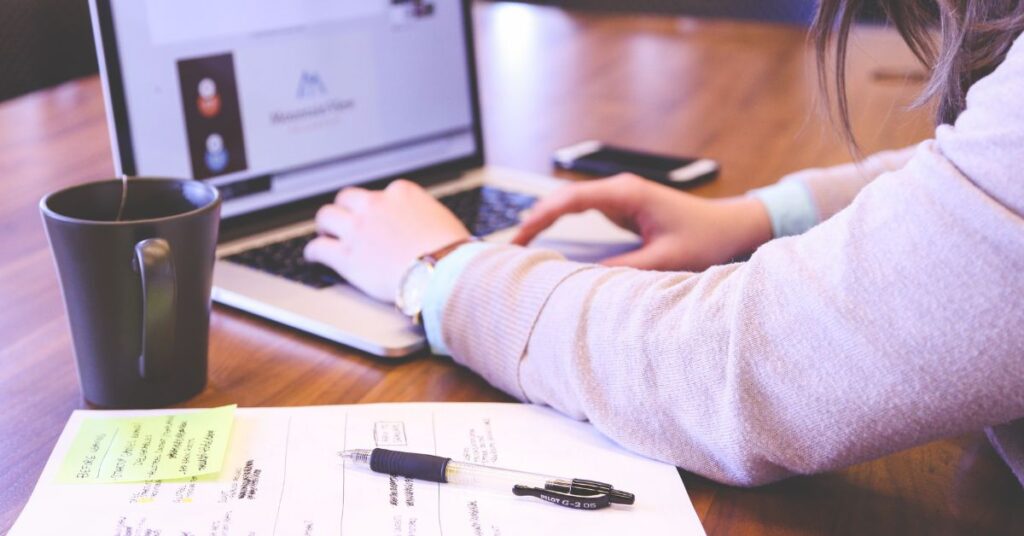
56,405,236,483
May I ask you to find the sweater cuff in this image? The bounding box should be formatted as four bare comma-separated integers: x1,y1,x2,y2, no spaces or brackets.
422,242,496,356
440,245,594,400
749,180,820,238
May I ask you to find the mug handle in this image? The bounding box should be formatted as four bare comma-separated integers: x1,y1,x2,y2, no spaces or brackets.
134,238,177,380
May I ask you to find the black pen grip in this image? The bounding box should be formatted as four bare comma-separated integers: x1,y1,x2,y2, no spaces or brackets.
369,448,451,483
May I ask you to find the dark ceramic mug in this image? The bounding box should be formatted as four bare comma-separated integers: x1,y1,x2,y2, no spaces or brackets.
40,178,220,408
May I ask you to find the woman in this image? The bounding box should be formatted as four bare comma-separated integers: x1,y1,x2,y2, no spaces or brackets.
305,0,1024,486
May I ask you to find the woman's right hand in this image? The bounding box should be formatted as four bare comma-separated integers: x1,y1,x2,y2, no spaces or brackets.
512,173,774,272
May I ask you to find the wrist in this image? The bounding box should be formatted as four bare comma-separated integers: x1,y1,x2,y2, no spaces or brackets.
396,237,478,322
719,196,773,256
420,242,497,355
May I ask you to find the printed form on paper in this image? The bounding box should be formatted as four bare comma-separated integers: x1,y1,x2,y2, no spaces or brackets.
10,403,705,535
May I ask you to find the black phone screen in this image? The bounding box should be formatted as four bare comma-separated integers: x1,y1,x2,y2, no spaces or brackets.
581,147,695,172
554,142,718,187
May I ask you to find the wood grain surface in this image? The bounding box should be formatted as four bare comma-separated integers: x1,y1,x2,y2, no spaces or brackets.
1,3,1022,534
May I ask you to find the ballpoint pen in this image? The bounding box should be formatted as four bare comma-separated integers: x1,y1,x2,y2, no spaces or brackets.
339,448,635,511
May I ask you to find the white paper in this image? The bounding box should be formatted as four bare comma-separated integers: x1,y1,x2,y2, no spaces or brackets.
10,403,705,535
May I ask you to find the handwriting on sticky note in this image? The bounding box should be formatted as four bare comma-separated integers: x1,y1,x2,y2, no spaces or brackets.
56,405,236,484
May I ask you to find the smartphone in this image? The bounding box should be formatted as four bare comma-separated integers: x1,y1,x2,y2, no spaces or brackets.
553,140,719,188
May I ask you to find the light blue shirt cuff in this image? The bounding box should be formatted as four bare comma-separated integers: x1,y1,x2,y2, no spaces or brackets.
421,242,496,356
749,180,820,238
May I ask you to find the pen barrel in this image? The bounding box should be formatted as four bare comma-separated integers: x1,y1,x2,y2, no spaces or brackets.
444,460,562,493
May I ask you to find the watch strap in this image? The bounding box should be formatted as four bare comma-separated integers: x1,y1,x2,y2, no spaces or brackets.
396,237,478,324
420,237,478,266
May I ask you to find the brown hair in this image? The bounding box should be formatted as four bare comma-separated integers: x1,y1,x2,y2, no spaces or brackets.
813,0,1024,148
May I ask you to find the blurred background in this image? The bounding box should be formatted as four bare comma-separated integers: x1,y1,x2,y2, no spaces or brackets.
0,0,98,101
0,0,888,103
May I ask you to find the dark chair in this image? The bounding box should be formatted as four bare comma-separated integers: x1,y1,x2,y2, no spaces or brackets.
0,0,98,102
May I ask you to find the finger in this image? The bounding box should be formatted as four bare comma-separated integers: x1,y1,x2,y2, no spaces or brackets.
386,178,419,194
511,189,592,246
600,243,673,271
314,204,354,239
335,187,374,211
512,181,639,245
303,236,351,276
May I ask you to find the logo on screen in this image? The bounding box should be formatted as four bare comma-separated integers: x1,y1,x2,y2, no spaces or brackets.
196,78,222,118
296,71,328,99
177,53,248,179
204,133,229,172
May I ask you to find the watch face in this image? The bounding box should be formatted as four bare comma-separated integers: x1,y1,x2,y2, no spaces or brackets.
397,261,433,317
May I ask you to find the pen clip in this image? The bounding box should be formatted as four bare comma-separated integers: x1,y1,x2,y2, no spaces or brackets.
512,484,612,510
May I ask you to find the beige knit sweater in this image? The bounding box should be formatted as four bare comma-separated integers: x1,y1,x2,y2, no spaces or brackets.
435,35,1024,486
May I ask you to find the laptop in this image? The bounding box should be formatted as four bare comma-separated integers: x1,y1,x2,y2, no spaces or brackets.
89,0,640,357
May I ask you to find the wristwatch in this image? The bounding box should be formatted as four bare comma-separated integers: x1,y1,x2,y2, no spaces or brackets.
395,238,476,325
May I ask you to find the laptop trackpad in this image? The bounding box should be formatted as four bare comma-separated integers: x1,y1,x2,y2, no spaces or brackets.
531,209,641,264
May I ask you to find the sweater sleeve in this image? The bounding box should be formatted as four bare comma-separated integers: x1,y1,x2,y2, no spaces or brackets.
439,37,1024,486
785,146,916,222
750,146,916,238
421,242,498,356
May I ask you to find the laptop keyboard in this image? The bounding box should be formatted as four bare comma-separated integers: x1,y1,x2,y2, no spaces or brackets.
226,232,342,289
441,185,537,236
225,186,536,289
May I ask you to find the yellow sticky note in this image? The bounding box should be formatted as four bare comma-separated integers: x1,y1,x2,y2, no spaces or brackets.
56,405,236,484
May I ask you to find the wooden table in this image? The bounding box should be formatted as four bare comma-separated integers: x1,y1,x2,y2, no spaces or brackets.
2,3,1022,534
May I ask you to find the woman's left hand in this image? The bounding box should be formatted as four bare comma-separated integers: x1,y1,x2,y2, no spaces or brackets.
304,179,471,303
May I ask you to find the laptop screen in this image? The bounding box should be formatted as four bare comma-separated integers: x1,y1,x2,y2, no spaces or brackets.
91,0,482,219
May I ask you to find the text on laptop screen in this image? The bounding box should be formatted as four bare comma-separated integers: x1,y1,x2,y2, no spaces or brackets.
102,0,478,218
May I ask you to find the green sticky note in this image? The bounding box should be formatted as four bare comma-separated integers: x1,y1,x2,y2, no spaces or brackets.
56,405,236,484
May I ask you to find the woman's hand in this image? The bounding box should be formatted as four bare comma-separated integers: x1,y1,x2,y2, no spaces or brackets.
304,179,470,303
513,174,773,272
